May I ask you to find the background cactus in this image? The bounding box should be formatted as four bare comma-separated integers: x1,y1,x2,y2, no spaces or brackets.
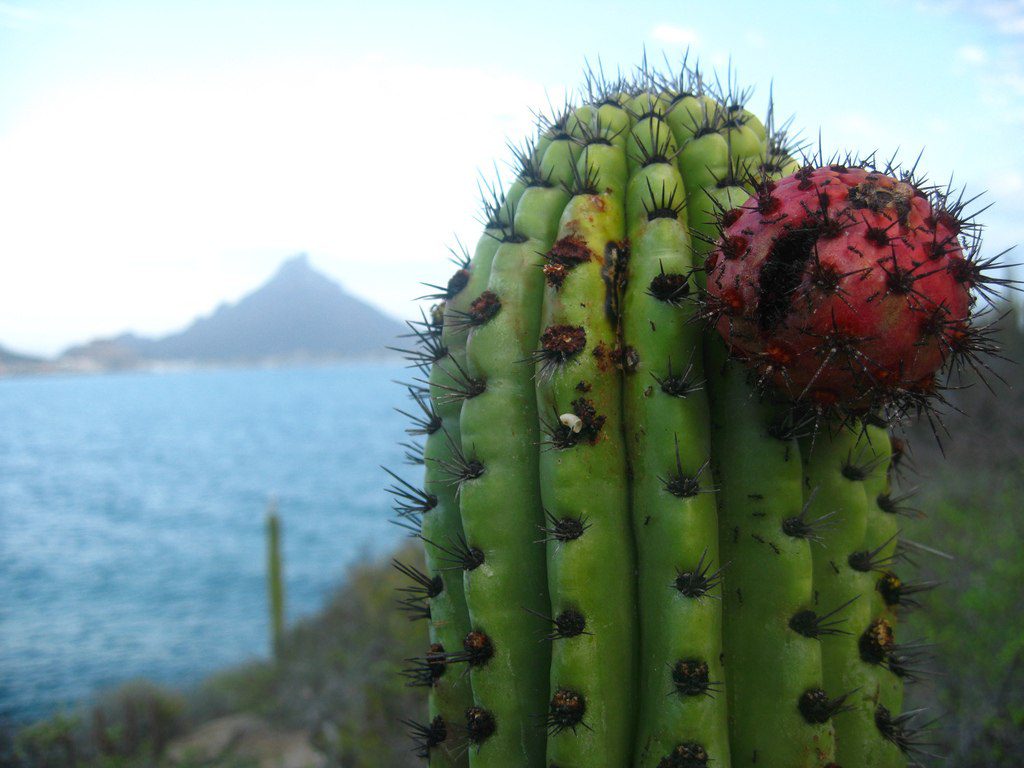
388,59,1008,768
265,500,286,662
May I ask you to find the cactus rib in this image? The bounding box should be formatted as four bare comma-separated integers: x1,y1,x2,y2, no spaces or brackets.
535,100,639,767
456,143,572,765
621,92,731,768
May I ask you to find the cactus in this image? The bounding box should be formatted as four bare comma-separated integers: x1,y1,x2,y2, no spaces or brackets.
265,500,285,661
387,58,1007,768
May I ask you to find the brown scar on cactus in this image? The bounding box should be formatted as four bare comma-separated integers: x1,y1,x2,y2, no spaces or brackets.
544,235,594,288
657,742,709,768
590,340,619,372
858,617,896,664
530,324,587,378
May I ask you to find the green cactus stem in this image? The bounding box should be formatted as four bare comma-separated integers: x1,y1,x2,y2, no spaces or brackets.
534,101,638,767
421,211,507,767
851,424,907,768
671,89,840,765
801,422,880,767
708,338,837,768
456,142,572,765
673,102,765,217
621,94,731,768
395,209,506,766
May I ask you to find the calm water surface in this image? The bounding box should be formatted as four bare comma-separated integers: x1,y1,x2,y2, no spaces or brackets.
0,363,411,722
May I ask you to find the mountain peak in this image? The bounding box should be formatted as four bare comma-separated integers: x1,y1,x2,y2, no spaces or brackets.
141,254,403,360
63,255,403,365
275,252,312,276
265,253,339,294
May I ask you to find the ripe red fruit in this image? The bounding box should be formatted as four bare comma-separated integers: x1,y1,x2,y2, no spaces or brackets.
706,165,978,410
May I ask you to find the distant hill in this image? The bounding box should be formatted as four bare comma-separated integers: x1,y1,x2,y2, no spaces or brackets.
0,344,46,375
0,344,43,365
57,254,404,369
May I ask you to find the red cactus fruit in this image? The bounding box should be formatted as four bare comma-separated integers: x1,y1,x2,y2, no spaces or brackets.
706,164,984,411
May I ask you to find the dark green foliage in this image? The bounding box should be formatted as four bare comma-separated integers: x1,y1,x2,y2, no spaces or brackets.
194,544,429,767
2,682,186,768
901,304,1024,767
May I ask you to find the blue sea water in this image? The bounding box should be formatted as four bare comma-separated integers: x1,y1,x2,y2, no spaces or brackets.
0,363,414,723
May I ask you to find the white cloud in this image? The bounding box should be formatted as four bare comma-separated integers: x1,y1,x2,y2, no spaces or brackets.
971,0,1024,36
650,24,699,47
0,58,554,354
0,1,39,27
914,0,1024,36
977,0,1024,29
957,44,988,63
1003,70,1024,93
915,3,1024,125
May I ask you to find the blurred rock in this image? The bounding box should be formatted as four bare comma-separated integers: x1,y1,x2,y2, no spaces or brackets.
166,714,325,768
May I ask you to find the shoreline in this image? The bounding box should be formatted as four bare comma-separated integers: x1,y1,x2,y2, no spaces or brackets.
0,353,403,381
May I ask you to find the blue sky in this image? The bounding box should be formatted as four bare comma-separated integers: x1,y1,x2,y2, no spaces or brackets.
2,0,1022,355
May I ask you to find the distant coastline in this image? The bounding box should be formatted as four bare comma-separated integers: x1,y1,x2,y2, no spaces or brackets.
1,254,406,380
0,348,401,380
